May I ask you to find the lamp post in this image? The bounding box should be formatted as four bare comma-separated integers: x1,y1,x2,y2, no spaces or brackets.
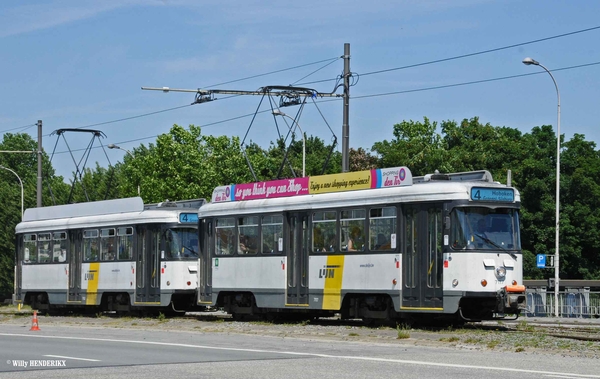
108,144,140,196
523,57,561,318
0,165,24,220
272,109,306,177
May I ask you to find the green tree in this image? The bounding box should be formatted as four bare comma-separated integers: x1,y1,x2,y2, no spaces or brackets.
560,134,600,279
0,133,70,299
349,147,378,171
264,135,341,179
372,117,448,175
135,124,253,202
516,126,560,279
68,163,120,203
442,117,526,184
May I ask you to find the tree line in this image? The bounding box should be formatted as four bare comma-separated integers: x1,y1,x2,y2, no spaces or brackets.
1,117,598,300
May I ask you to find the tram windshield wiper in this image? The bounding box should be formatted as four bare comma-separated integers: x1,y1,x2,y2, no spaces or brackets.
183,245,198,257
474,233,517,259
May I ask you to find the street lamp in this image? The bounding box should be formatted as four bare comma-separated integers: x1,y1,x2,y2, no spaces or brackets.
272,109,306,177
0,165,24,220
523,57,561,318
108,144,140,196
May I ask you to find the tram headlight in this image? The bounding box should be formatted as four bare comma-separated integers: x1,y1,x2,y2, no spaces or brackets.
495,266,507,281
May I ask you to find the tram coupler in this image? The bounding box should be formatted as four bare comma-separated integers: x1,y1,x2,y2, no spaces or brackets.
497,285,527,315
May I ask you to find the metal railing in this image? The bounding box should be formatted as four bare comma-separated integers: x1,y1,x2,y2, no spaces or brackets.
524,288,600,318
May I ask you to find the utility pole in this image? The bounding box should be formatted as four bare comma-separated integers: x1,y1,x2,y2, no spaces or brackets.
37,120,42,207
341,43,351,172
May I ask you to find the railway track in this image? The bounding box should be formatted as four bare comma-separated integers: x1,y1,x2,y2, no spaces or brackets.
494,318,600,342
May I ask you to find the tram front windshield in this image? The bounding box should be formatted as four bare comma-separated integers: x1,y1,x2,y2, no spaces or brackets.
164,228,198,260
450,207,520,251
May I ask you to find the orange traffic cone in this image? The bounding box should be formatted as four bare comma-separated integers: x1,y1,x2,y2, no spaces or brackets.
30,310,40,331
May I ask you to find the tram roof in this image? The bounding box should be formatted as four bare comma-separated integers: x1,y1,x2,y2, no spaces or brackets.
16,197,204,233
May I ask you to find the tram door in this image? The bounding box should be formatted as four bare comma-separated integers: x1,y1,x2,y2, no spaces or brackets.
135,227,161,304
286,213,309,305
402,204,444,309
68,231,82,302
15,238,22,303
198,219,212,304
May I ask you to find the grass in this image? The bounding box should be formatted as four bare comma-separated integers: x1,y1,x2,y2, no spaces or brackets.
439,336,460,343
396,323,411,339
516,320,535,332
248,320,273,326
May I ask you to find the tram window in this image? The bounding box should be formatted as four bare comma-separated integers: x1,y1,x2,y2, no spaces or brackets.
117,227,133,260
312,211,337,253
215,218,235,255
83,229,99,261
369,207,396,251
238,216,258,255
164,228,198,259
52,231,67,263
37,233,52,263
100,228,116,261
405,208,418,288
427,208,443,288
23,234,37,264
262,215,283,254
340,209,366,252
450,208,520,250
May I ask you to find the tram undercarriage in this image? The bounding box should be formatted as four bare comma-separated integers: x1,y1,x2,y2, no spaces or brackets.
22,290,202,316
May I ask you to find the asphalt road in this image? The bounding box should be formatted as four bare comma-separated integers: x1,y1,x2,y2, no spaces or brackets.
0,324,599,379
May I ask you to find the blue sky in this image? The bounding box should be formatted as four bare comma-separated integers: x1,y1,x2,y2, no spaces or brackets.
1,0,599,180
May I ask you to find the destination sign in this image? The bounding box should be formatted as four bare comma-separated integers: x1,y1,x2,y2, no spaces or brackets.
179,213,199,224
471,187,514,202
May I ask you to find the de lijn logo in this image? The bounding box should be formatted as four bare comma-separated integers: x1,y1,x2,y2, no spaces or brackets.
319,265,340,279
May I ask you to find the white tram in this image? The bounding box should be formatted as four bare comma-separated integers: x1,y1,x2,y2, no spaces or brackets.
14,197,205,314
197,167,527,323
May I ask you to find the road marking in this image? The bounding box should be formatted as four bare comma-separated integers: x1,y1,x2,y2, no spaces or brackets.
1,332,598,378
44,354,100,362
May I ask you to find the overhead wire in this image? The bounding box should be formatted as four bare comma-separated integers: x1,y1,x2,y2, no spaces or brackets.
47,60,600,156
0,123,37,134
202,57,340,88
353,61,600,100
35,57,341,139
359,25,600,78
20,26,600,157
296,25,600,87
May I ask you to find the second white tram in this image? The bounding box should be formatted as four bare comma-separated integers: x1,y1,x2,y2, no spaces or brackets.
14,197,205,314
197,168,527,323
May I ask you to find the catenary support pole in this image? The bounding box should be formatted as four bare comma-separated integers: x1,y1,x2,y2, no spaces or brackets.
341,43,350,172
